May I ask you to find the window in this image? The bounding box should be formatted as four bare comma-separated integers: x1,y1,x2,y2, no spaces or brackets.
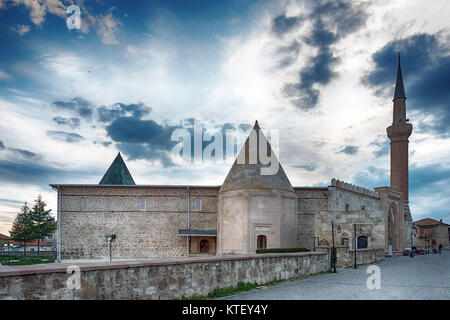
200,239,209,253
82,198,88,211
341,238,349,246
345,204,350,212
139,199,146,211
194,199,202,211
361,205,366,211
357,236,368,249
257,235,267,249
297,201,303,213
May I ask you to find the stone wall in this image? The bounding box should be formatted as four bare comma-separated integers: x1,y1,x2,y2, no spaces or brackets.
0,252,328,300
294,187,328,250
59,186,219,259
317,180,385,250
315,246,384,268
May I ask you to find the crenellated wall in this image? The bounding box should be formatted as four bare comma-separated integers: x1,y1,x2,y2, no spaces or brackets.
314,179,385,250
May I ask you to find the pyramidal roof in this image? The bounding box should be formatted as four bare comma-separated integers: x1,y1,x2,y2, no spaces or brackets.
220,121,294,193
99,152,136,185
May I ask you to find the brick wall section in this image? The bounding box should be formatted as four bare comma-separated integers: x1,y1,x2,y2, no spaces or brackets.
0,252,328,300
59,186,219,259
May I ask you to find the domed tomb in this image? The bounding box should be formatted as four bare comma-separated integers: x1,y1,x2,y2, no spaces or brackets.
217,121,298,254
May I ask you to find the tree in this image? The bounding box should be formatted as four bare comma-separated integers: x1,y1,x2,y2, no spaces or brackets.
10,202,35,258
30,195,56,257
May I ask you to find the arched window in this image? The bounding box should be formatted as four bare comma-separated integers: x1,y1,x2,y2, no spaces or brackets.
357,236,368,249
200,239,209,253
257,235,267,249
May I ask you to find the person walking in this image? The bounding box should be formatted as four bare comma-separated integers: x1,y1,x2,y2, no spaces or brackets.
438,243,443,254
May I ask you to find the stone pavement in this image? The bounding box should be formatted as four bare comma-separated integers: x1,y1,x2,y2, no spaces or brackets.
223,250,450,300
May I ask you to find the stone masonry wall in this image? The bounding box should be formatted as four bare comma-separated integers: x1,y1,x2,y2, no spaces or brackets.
315,247,385,268
59,186,219,259
294,188,328,250
0,252,328,300
315,180,385,250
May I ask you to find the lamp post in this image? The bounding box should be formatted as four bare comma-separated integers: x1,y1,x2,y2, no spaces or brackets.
331,222,336,273
105,234,116,262
353,224,357,269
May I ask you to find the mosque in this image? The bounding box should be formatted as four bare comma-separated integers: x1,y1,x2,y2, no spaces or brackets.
51,58,413,259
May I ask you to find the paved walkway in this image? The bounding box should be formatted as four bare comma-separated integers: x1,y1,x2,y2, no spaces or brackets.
223,250,450,300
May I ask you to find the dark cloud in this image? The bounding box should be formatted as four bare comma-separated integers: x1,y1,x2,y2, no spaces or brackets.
106,117,180,167
94,141,112,147
8,148,41,160
292,164,316,172
353,166,389,189
51,97,94,119
0,159,98,185
116,142,175,167
106,117,176,145
47,131,85,143
52,116,81,129
0,140,5,150
409,163,450,194
272,14,301,35
97,102,152,123
278,1,368,110
106,117,252,167
369,136,389,158
338,145,358,155
362,33,450,135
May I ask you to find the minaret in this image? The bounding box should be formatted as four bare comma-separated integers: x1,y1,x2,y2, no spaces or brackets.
387,54,412,200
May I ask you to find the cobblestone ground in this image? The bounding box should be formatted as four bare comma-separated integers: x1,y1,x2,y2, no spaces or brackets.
223,250,450,300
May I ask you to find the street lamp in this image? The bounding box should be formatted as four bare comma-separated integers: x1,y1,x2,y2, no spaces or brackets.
331,222,337,273
105,234,117,262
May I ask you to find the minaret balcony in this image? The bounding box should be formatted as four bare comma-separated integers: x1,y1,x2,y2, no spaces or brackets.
387,122,413,142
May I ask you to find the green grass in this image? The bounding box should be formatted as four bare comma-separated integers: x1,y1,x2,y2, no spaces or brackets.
0,257,55,265
256,248,310,254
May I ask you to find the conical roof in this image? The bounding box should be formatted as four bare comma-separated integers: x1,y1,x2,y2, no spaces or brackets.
394,53,406,99
220,121,294,193
99,152,136,185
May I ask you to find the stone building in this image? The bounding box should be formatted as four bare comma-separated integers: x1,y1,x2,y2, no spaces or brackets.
413,218,450,250
51,57,415,260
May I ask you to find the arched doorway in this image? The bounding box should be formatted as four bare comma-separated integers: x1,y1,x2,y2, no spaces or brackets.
200,239,209,253
257,235,267,249
388,204,397,250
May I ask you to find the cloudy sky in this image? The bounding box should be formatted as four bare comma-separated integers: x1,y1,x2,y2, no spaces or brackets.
0,0,449,235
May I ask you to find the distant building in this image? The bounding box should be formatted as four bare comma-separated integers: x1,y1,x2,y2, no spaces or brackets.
413,218,449,249
0,233,10,252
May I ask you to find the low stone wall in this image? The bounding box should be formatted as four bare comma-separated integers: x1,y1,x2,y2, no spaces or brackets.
315,247,384,268
0,252,328,300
